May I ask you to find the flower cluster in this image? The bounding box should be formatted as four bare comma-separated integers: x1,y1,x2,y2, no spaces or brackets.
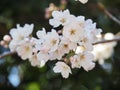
9,9,102,78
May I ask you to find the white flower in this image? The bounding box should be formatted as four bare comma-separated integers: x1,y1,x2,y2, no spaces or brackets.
63,24,84,42
9,24,34,52
49,37,77,60
16,40,33,60
29,53,45,67
70,55,81,68
49,9,75,27
10,24,34,42
53,62,72,78
40,29,59,53
59,37,77,54
79,36,93,51
75,52,95,71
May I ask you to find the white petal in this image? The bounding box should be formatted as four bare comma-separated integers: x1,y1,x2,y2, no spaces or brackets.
36,28,46,38
79,0,88,4
49,19,61,27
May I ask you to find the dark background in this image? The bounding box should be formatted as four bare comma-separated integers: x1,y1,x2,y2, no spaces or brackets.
0,0,120,90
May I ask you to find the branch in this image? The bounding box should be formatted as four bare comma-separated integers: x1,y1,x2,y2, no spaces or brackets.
0,51,16,59
93,38,120,45
0,37,120,59
98,2,120,25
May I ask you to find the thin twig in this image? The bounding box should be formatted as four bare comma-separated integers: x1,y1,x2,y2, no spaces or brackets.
93,38,120,45
0,51,16,59
98,2,120,25
0,38,120,59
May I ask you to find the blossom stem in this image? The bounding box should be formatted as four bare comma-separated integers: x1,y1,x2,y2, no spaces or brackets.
0,37,120,59
0,51,16,59
93,38,120,45
97,2,120,25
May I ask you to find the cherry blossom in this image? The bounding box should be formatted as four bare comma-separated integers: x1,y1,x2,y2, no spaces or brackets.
16,40,33,60
72,52,95,71
53,62,72,78
49,9,75,27
8,9,104,79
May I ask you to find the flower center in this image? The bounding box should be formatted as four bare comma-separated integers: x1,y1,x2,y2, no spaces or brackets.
70,29,76,35
80,54,85,60
60,18,66,23
51,39,57,45
64,44,68,48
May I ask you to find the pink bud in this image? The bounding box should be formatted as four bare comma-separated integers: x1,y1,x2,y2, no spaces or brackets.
0,40,5,46
3,35,11,42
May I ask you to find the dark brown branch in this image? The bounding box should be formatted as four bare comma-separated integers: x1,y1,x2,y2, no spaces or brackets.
98,2,120,25
93,38,120,45
0,37,120,59
0,51,16,59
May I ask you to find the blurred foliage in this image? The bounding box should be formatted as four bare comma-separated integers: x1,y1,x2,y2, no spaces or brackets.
0,0,120,90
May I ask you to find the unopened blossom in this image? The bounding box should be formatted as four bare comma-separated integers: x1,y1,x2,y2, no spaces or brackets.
16,40,33,60
53,61,72,78
3,35,11,42
49,9,75,27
